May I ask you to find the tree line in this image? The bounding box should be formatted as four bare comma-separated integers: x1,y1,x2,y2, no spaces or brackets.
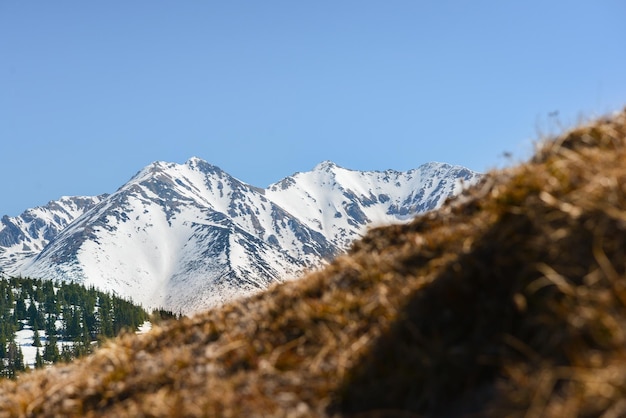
0,276,173,379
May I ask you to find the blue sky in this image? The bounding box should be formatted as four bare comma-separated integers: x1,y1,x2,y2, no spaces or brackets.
1,1,625,216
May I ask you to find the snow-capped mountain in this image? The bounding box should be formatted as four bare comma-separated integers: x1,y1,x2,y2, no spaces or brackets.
267,160,477,249
0,158,480,313
0,196,107,273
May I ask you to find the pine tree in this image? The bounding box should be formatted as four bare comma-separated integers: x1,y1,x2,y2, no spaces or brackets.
32,282,44,303
63,305,82,340
14,296,26,321
42,280,59,315
27,300,38,325
0,334,5,358
32,325,41,347
45,314,57,339
4,342,24,379
35,347,44,369
98,293,114,338
15,346,24,372
43,334,59,363
60,344,73,363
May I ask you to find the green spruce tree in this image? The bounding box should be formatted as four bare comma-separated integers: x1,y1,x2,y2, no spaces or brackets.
32,325,41,347
43,334,59,363
35,347,44,369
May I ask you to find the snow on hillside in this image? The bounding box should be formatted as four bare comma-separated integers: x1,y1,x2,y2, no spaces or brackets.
1,159,481,313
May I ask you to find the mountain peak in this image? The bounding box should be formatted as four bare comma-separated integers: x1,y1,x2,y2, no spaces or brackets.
185,156,227,177
185,156,210,169
186,156,205,165
129,160,171,182
313,160,339,172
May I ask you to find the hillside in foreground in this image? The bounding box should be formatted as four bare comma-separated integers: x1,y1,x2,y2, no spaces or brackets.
0,108,625,417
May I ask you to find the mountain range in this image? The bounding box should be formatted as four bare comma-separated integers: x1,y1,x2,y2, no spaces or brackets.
0,158,480,313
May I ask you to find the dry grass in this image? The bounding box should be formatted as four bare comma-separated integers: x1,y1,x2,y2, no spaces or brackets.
1,108,625,417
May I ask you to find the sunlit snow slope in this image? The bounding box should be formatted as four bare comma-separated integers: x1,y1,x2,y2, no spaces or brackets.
0,158,480,313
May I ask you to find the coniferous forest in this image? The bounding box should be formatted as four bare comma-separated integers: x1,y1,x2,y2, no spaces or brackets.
0,276,165,379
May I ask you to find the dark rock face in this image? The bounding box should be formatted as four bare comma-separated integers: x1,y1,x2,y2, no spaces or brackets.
0,216,24,247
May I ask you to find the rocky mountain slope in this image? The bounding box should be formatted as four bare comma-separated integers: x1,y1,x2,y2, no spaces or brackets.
0,108,624,417
0,160,479,313
0,196,107,273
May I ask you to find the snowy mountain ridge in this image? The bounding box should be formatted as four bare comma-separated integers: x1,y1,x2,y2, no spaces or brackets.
0,158,480,313
0,195,108,273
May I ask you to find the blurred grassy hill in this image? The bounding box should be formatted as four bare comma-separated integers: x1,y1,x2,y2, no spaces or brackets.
1,107,625,417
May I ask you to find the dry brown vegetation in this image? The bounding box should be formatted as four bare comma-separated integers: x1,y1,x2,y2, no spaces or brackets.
1,108,626,417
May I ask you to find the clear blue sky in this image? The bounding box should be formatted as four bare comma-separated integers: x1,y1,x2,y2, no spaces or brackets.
2,1,625,216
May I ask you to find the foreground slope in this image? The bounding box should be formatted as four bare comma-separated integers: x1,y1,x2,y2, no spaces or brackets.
1,108,625,417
